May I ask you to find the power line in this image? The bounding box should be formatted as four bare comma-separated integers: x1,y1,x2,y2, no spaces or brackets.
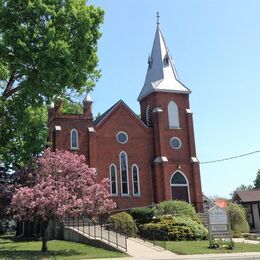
200,150,260,165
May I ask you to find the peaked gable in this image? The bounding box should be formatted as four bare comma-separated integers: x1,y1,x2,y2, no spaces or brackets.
94,100,148,129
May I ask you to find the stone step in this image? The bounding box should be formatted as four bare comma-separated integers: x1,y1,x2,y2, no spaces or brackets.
197,212,208,228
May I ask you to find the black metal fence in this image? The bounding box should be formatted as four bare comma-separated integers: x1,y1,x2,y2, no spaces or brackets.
64,217,127,251
136,226,167,250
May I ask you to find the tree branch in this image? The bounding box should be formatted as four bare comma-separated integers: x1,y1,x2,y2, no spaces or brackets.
2,71,17,98
4,85,24,99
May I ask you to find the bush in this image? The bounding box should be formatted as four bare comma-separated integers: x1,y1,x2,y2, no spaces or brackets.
155,200,200,222
227,203,249,237
139,216,208,241
130,207,155,224
108,212,137,237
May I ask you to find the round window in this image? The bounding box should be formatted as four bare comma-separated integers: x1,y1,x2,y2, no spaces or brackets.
116,131,128,144
170,137,182,150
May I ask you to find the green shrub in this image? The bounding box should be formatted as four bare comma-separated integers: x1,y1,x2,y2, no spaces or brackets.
130,207,155,224
155,200,200,222
227,203,249,237
139,216,208,241
108,212,137,237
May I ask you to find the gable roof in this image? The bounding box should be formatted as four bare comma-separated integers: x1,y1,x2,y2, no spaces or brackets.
93,100,148,128
93,101,119,125
234,189,260,203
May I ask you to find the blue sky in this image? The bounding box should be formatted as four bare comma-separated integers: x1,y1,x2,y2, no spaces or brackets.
87,0,260,198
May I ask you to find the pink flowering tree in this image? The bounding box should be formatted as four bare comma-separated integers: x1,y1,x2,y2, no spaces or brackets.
10,149,116,252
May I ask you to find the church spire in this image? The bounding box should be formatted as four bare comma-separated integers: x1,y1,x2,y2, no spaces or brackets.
137,14,191,101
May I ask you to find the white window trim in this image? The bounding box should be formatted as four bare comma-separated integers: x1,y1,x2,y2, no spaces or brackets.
170,137,182,150
70,128,79,150
170,170,190,203
131,164,140,196
109,164,118,196
119,151,129,196
168,101,180,129
116,131,128,144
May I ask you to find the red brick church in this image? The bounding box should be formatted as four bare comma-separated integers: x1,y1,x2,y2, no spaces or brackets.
48,17,203,212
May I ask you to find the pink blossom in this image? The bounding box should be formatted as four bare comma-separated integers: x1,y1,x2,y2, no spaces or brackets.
10,149,116,222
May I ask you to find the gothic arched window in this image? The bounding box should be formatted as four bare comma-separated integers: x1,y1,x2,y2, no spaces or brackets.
70,129,78,149
132,164,140,196
146,105,153,127
170,171,189,203
110,164,117,195
120,152,129,195
168,101,180,128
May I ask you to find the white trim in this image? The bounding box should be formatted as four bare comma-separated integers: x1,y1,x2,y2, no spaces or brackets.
119,151,129,196
109,164,118,196
70,128,79,149
116,131,128,144
170,137,182,150
191,157,199,163
88,127,96,133
170,170,190,203
131,164,140,196
152,107,163,113
55,125,61,131
153,156,168,163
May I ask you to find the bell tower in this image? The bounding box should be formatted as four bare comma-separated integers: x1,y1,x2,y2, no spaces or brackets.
138,13,203,212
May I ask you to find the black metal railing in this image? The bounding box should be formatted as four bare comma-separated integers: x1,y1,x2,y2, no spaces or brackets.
64,217,127,251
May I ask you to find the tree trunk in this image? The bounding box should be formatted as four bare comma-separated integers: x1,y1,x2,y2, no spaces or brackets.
41,220,49,252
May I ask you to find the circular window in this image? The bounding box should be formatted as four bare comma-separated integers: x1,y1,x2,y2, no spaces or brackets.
116,131,128,144
170,137,182,150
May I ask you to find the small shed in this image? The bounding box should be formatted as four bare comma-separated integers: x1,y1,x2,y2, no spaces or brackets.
233,189,260,232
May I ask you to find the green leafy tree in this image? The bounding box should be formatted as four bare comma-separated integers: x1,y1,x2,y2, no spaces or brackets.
0,0,104,168
226,202,249,237
230,184,253,198
254,169,260,188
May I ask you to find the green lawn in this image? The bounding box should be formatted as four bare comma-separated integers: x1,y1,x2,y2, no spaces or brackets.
0,236,126,259
166,240,260,255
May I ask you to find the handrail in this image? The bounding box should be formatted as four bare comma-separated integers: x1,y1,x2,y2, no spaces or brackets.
64,216,127,251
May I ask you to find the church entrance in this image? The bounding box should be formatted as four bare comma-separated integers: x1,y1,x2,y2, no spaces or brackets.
171,171,189,203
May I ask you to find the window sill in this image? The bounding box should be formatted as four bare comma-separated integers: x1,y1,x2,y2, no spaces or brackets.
70,147,79,150
133,194,141,197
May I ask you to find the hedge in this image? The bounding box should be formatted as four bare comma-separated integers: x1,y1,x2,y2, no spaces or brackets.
108,212,137,237
130,207,155,224
155,200,200,222
139,216,208,241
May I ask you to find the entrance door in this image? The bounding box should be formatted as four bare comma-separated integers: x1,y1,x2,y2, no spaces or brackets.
170,171,189,203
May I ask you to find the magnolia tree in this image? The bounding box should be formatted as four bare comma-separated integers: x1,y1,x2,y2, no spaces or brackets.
10,149,116,252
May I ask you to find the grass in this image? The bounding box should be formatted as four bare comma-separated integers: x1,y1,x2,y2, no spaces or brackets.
166,240,260,255
0,235,126,259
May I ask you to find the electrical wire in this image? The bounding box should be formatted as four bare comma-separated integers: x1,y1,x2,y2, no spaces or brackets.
200,150,260,164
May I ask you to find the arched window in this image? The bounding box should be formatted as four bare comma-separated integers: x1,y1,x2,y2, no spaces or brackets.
168,101,180,128
110,164,117,195
146,105,153,127
70,129,78,149
170,171,190,203
120,152,129,195
132,164,140,196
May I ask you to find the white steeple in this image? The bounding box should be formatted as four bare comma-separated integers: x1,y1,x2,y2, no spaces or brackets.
138,13,191,101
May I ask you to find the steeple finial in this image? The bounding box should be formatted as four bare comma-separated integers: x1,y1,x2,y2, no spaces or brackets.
156,11,160,25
